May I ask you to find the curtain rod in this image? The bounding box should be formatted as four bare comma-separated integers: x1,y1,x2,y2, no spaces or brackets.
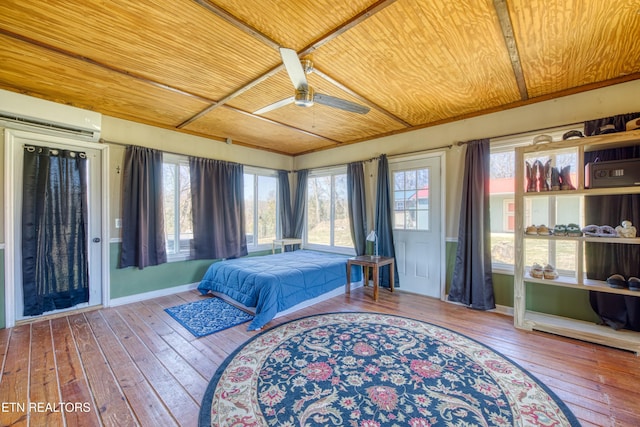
299,121,585,170
99,138,287,171
101,120,584,173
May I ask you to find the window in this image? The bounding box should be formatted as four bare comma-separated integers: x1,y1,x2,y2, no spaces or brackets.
489,149,516,268
489,126,584,271
306,168,353,251
392,168,430,230
244,168,278,250
162,154,193,260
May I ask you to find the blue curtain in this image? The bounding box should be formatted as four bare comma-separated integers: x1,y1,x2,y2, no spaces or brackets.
449,139,495,310
347,162,367,255
120,146,167,269
190,157,247,259
292,169,308,242
374,155,399,287
22,145,89,316
277,170,293,239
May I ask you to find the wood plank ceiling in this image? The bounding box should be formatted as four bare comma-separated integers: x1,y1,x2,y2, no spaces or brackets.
0,0,639,155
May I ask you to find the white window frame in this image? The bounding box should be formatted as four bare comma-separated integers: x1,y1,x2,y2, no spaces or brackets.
305,166,354,255
489,125,584,274
162,153,192,262
244,166,279,253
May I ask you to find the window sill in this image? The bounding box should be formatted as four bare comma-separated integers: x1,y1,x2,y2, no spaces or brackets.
492,265,514,276
166,253,191,263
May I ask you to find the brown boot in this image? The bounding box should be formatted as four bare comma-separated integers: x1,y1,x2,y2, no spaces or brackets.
526,161,536,192
533,160,544,192
541,160,551,191
560,165,575,190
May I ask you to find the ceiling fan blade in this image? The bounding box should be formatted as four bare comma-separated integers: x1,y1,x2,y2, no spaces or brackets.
280,48,308,91
253,96,295,115
313,93,370,114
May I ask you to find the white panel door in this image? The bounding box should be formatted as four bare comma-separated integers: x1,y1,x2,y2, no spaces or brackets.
389,155,443,298
7,132,104,322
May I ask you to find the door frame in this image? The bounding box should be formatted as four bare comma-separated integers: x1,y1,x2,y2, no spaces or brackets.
4,129,110,328
388,150,447,300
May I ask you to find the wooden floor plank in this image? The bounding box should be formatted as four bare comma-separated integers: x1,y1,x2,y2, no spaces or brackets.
29,320,64,427
1,286,639,426
0,324,31,426
67,313,138,427
100,308,201,424
50,317,102,427
83,310,177,427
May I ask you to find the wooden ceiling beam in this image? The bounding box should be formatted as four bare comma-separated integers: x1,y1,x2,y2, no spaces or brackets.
313,67,412,127
192,0,281,50
184,0,403,133
296,0,398,57
0,28,213,103
222,104,342,144
492,0,528,100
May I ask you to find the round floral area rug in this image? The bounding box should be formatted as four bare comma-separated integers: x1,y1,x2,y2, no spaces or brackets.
199,312,580,426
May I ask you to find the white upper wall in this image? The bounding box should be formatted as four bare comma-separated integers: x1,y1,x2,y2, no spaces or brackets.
294,79,640,170
294,79,640,237
102,115,293,170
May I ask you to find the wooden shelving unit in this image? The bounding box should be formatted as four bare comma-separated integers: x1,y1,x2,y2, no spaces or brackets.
513,129,640,354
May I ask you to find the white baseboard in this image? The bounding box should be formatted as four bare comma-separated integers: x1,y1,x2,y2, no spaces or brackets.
109,282,199,307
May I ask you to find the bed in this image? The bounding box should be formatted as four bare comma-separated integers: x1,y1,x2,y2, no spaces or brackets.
197,250,362,330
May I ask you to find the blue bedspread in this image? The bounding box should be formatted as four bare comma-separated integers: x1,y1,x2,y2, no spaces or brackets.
197,250,361,330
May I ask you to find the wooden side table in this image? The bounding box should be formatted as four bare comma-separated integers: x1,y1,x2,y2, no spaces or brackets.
346,255,395,301
272,238,303,254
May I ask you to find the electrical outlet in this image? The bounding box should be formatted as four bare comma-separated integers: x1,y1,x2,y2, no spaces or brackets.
115,218,121,229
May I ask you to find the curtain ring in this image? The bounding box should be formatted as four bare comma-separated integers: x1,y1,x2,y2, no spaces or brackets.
25,146,36,152
79,152,86,159
50,149,59,156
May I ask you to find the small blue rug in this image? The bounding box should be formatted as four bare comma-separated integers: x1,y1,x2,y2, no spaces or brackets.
165,297,254,337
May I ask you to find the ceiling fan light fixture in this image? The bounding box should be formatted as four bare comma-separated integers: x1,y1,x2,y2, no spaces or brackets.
300,59,314,74
294,87,314,107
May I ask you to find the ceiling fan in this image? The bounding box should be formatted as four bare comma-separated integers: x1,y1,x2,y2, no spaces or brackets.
253,48,370,115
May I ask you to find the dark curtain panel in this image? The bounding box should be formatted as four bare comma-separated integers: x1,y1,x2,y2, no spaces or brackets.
277,170,293,239
22,145,89,316
120,146,167,269
347,162,367,255
449,139,495,310
374,155,399,287
292,169,308,241
584,112,640,136
584,132,640,331
190,157,247,260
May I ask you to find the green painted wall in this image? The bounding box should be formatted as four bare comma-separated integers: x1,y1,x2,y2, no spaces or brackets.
0,242,600,330
109,243,273,299
445,241,599,322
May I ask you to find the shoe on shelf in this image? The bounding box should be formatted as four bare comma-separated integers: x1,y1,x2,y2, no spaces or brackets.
537,224,551,235
559,165,575,190
566,223,582,237
551,166,561,191
543,264,559,279
628,277,640,291
525,225,538,235
525,161,537,192
552,224,567,236
606,274,627,289
530,263,544,279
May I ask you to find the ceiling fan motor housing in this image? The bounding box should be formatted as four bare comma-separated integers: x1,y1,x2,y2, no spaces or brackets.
295,87,314,107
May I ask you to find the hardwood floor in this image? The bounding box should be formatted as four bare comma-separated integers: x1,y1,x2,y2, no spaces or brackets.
1,286,639,426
